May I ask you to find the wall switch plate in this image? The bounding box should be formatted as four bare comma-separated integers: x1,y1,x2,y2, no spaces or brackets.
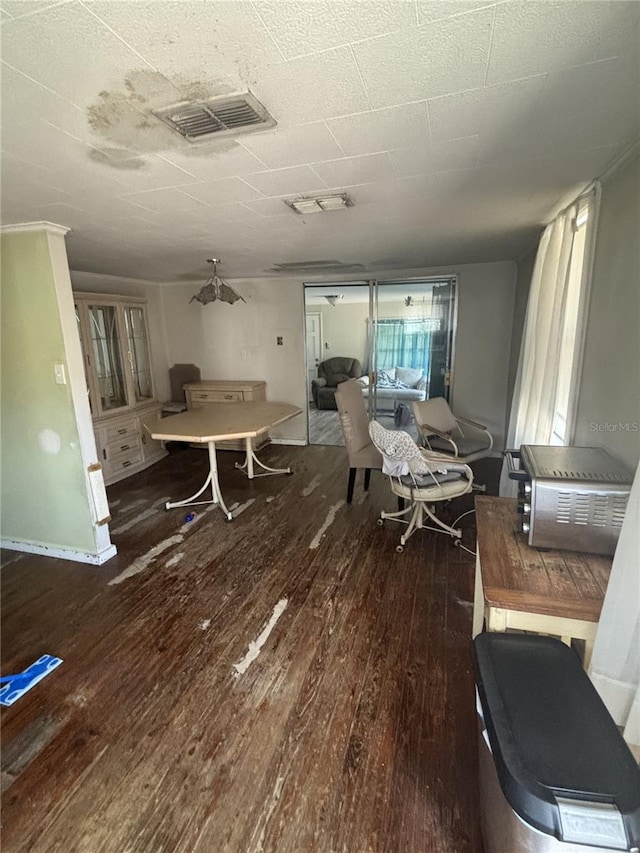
54,363,66,385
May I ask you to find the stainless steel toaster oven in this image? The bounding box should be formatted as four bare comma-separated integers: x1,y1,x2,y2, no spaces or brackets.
506,445,633,555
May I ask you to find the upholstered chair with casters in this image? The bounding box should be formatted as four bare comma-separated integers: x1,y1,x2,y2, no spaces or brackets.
369,420,473,552
335,379,382,503
411,397,493,491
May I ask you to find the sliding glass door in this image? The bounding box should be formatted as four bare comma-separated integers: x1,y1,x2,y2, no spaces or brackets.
369,278,457,420
304,277,457,445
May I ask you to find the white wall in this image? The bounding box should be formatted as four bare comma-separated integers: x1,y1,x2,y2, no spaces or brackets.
574,151,640,471
159,261,516,448
308,302,369,366
448,261,516,450
159,277,307,442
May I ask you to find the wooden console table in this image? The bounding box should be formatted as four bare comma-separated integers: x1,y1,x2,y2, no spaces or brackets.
472,496,612,668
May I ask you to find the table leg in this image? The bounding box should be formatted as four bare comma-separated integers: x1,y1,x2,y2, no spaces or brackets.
165,441,233,522
235,437,292,479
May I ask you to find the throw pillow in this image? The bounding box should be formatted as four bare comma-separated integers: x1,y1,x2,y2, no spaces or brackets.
396,367,423,388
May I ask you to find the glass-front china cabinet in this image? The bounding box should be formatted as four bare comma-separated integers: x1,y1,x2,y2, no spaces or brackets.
75,293,165,485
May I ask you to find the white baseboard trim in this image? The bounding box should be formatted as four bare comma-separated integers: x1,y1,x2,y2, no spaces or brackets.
270,438,307,446
1,539,117,566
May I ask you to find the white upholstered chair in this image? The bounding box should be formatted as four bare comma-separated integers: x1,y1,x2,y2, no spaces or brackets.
369,420,473,552
411,397,493,491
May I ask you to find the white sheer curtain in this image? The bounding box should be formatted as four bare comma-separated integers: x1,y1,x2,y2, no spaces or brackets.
500,188,597,496
589,462,640,751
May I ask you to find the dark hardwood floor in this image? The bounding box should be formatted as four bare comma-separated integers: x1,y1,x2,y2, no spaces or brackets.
1,444,498,852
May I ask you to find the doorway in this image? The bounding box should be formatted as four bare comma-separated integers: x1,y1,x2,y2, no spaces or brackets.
304,278,458,446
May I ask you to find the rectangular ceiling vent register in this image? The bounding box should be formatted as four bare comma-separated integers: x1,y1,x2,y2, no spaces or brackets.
153,92,276,142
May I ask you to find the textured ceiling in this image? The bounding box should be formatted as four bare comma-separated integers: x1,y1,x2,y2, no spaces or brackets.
1,0,638,282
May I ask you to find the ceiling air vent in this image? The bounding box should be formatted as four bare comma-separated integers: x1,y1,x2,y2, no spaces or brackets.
153,92,275,142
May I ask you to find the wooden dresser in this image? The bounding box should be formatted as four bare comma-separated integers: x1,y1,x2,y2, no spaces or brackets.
183,380,267,451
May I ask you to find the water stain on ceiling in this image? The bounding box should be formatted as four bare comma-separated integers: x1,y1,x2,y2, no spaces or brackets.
86,69,241,166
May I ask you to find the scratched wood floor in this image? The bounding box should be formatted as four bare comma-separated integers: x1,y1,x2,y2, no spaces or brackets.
1,444,499,853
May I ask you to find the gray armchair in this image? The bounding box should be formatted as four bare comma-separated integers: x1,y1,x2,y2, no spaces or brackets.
311,356,362,410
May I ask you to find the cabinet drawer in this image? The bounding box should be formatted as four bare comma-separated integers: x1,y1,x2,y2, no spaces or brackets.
105,435,142,459
190,390,243,403
104,419,138,442
104,449,143,480
105,437,142,464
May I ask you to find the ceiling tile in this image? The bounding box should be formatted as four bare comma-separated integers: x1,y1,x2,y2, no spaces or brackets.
120,188,210,214
0,63,87,134
2,0,637,278
353,7,495,107
390,136,478,177
487,1,640,85
327,102,429,157
416,1,496,26
88,153,200,192
242,165,327,197
242,197,299,218
179,177,265,206
254,1,416,59
536,55,639,130
255,46,373,124
158,146,268,182
1,1,71,19
0,1,166,108
311,152,396,188
87,0,273,84
240,122,344,169
428,75,547,142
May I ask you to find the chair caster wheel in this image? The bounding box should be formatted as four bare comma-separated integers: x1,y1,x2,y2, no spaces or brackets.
454,538,461,548
377,518,384,526
396,544,404,553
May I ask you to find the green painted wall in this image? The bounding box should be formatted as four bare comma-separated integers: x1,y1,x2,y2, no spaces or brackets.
1,231,96,551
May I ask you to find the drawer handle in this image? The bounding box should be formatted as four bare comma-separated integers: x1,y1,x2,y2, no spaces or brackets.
120,444,130,451
117,428,127,435
103,449,107,460
122,461,132,468
224,394,233,399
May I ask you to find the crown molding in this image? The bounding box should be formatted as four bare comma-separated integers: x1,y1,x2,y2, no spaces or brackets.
0,220,70,237
599,138,640,185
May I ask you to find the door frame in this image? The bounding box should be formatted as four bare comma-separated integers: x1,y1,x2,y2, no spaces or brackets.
305,311,323,403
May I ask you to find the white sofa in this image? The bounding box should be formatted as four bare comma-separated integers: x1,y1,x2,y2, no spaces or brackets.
358,367,427,411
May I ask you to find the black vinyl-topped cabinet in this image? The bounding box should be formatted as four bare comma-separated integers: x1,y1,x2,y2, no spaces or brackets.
473,633,640,852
